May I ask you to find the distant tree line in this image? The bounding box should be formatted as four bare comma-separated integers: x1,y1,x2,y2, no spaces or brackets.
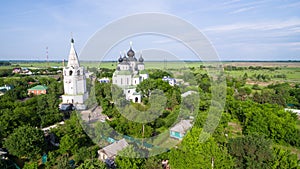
0,61,11,66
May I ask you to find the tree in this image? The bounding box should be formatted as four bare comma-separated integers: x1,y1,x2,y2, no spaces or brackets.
23,162,38,169
56,154,72,169
77,159,106,169
168,127,235,169
115,145,145,169
269,146,299,168
4,125,44,159
242,103,299,146
59,134,78,155
142,157,162,169
227,133,273,169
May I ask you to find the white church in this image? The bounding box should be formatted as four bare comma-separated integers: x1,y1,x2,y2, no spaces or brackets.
61,38,88,110
112,42,148,103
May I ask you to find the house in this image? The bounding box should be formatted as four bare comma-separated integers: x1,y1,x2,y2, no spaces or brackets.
12,68,21,74
98,77,110,83
0,85,13,96
98,139,129,162
0,85,13,92
170,120,192,140
162,76,176,86
27,85,48,95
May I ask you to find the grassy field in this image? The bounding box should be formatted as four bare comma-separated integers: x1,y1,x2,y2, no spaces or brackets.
2,61,300,82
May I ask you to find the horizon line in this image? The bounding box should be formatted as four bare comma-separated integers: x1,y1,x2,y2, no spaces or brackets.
1,59,300,62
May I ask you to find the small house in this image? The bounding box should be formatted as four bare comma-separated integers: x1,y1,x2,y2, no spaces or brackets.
98,77,110,83
170,120,192,140
98,139,128,162
0,85,13,93
12,68,21,74
162,76,176,86
28,85,48,95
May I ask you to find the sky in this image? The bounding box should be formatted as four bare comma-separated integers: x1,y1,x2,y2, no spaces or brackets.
0,0,300,61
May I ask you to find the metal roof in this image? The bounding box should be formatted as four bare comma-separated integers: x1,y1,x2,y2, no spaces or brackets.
28,85,48,91
170,120,192,134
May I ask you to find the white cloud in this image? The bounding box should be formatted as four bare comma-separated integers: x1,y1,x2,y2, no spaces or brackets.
229,6,256,14
278,1,300,8
203,19,300,33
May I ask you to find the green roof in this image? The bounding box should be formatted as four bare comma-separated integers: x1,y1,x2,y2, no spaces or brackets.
28,85,48,90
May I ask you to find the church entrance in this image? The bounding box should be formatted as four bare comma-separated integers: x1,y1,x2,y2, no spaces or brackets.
135,97,138,103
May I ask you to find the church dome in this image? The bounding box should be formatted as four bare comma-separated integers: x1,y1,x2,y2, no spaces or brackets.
127,48,135,57
139,55,144,62
118,56,123,62
122,55,128,62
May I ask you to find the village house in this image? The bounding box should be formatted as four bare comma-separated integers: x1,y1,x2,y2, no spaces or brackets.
170,120,192,140
0,85,14,96
0,85,13,91
98,77,110,83
12,68,21,74
27,85,48,95
98,139,128,165
162,76,176,86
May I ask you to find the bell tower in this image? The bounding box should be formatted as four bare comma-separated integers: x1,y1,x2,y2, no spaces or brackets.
62,38,88,110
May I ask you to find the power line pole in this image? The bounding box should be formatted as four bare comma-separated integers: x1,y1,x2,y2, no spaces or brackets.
46,46,49,67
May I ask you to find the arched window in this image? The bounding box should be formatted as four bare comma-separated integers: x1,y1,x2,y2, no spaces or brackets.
69,70,73,76
77,70,80,75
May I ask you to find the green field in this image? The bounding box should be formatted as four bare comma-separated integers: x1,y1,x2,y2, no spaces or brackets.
2,61,300,82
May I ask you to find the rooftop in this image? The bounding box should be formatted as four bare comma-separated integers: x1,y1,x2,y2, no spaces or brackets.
28,85,48,91
101,138,129,158
170,120,192,134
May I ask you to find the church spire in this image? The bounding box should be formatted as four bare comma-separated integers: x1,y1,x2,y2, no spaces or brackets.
67,38,80,68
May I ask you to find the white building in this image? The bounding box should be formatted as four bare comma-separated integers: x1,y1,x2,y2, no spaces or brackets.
98,77,110,83
162,76,176,86
61,38,88,110
112,42,148,103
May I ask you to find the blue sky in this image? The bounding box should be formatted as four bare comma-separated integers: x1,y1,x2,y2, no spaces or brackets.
0,0,300,61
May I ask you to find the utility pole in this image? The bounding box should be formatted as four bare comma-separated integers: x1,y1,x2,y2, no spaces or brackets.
46,46,49,67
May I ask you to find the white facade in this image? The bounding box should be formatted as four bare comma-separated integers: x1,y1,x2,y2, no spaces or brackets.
98,77,110,83
62,38,88,110
112,43,147,103
162,76,176,86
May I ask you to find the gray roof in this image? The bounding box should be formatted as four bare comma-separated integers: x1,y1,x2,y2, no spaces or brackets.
170,120,192,134
102,139,129,158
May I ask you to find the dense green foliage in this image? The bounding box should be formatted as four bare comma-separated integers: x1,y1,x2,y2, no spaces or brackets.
1,65,300,168
0,77,63,144
169,128,235,169
4,126,45,159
